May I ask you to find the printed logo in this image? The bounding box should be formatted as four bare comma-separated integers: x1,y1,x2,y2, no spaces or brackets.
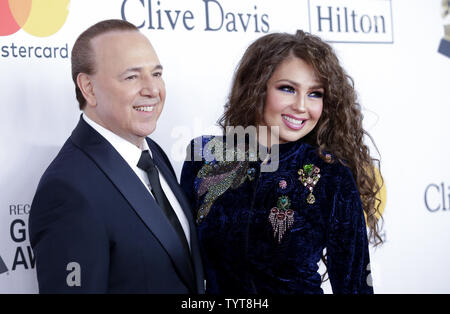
362,167,386,222
121,0,270,33
0,0,70,37
424,182,450,212
438,0,450,57
0,255,8,275
66,262,81,287
375,167,386,219
308,0,393,44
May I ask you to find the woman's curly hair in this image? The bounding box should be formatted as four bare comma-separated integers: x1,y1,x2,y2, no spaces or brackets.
219,30,384,245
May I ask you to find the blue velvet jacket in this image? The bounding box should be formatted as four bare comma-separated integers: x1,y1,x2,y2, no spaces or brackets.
180,136,373,294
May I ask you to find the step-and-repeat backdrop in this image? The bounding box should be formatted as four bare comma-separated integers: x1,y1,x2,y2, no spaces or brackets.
1,0,449,293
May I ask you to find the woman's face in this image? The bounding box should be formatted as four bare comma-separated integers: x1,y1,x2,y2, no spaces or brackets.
261,56,324,144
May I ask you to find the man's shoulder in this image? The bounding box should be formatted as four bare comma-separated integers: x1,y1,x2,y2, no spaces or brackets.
37,138,95,187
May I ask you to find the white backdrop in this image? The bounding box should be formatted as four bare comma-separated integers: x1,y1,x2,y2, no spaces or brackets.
1,0,449,293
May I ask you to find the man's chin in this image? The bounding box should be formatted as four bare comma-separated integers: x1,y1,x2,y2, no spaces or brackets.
136,124,157,138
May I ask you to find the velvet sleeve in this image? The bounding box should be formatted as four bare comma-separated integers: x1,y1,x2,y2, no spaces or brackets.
180,138,202,216
326,167,374,294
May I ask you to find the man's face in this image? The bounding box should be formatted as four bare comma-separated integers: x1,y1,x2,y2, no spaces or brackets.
88,31,165,146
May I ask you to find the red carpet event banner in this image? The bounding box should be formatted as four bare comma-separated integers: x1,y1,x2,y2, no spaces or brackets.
0,0,449,293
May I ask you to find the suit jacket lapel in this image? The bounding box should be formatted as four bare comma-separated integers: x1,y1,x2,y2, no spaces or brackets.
69,117,197,293
147,139,205,293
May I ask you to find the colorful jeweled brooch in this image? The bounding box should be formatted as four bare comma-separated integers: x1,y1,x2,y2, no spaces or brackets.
298,164,321,204
268,195,295,243
278,179,287,189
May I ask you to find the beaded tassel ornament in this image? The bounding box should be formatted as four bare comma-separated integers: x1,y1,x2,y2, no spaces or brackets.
268,196,295,243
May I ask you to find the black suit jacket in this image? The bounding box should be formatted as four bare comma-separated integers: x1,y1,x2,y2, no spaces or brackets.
29,117,204,293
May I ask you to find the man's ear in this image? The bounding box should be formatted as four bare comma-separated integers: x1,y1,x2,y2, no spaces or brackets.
77,73,96,107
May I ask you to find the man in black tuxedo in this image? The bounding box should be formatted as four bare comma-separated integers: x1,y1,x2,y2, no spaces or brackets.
29,19,204,293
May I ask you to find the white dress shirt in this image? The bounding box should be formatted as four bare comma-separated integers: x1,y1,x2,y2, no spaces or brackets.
82,114,191,248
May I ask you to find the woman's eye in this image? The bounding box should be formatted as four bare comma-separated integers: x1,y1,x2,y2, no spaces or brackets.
309,91,324,98
279,85,295,94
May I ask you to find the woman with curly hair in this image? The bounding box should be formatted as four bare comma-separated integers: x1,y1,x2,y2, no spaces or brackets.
181,30,383,294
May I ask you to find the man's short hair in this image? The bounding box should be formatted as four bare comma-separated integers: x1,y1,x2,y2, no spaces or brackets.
71,19,139,110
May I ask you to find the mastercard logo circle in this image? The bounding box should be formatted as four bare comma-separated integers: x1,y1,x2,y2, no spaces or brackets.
0,0,70,37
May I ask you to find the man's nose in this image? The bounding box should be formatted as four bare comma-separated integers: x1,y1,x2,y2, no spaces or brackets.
140,76,159,96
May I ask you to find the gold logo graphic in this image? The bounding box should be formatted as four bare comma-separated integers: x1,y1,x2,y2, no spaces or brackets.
363,166,386,223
